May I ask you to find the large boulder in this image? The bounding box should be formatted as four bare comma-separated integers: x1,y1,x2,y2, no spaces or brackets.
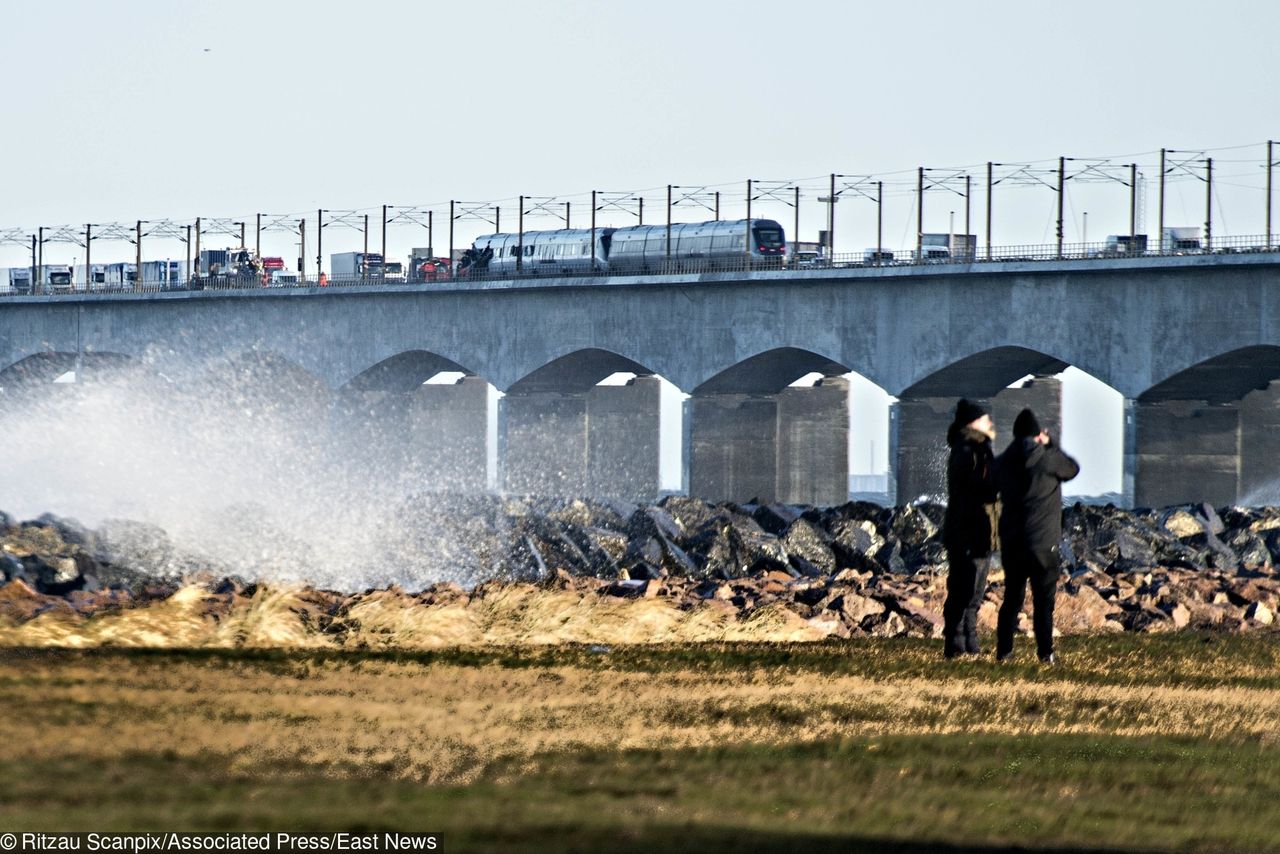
782,518,835,576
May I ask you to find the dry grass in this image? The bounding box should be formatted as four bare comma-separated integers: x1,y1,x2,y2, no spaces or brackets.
2,640,1278,786
0,582,830,649
3,637,1280,850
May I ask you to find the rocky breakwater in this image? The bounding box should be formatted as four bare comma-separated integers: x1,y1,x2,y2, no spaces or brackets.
0,497,1278,647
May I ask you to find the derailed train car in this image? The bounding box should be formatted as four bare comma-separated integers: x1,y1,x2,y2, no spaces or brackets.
463,218,786,277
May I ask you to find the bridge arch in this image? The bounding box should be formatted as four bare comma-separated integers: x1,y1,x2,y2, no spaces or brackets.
1139,345,1280,404
507,347,655,394
0,351,142,387
343,350,480,394
893,345,1124,503
898,345,1070,400
1130,345,1280,507
692,347,850,395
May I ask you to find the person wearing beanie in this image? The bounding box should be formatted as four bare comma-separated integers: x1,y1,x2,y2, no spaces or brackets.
941,398,1000,659
994,408,1080,664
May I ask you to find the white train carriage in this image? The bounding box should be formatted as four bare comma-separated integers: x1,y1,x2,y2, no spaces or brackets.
470,228,612,276
606,218,786,273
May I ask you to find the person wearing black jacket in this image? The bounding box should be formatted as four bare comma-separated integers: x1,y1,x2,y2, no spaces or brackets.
994,408,1080,664
942,399,1000,659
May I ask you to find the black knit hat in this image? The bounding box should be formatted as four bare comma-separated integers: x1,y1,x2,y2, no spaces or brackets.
1013,408,1042,439
952,398,988,428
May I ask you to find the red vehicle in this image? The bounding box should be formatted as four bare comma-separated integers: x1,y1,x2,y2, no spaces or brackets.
412,256,452,282
261,256,285,286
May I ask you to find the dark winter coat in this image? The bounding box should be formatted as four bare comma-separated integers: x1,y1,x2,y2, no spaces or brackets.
995,436,1081,554
942,425,1000,555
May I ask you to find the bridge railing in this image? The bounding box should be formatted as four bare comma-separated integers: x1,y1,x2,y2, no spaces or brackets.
4,233,1279,296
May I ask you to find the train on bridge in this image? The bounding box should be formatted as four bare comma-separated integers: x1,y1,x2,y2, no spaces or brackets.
457,218,788,277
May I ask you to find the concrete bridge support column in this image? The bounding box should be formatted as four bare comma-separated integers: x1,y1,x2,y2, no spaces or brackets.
335,377,489,493
1131,382,1280,507
403,376,489,492
501,376,661,500
892,376,1063,504
688,377,848,505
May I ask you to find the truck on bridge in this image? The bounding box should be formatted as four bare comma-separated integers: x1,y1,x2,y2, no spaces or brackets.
43,264,74,293
331,251,384,280
6,268,32,294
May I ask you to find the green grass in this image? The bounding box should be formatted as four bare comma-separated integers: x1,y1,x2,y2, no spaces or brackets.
1,736,1274,852
2,637,1279,852
7,631,1276,689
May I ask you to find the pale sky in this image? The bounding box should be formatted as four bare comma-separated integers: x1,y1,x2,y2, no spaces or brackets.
3,0,1277,497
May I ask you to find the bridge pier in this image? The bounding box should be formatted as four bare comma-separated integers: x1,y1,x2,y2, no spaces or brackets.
500,376,661,500
335,377,489,493
1131,382,1280,507
891,376,1062,504
687,376,848,505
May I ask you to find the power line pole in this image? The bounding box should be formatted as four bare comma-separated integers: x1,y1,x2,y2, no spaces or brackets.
793,185,800,260
1056,156,1065,259
986,162,993,260
666,184,672,259
916,166,924,257
1268,141,1275,250
1204,157,1213,249
828,173,835,258
1158,148,1166,251
876,180,883,263
1129,163,1137,244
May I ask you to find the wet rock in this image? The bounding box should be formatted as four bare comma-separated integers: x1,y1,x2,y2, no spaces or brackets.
753,503,802,537
1195,503,1226,536
888,505,939,548
782,519,835,576
627,507,685,545
1222,530,1271,569
1181,532,1238,569
657,495,717,536
34,513,94,549
831,519,883,568
624,536,663,568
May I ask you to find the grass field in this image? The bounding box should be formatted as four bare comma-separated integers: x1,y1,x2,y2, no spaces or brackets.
2,635,1279,852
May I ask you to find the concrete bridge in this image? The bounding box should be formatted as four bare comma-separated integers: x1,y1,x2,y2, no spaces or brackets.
3,252,1279,508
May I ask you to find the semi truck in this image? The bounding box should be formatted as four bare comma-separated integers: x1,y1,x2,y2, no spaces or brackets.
7,268,33,294
44,264,74,293
104,262,138,290
330,251,384,280
139,259,184,289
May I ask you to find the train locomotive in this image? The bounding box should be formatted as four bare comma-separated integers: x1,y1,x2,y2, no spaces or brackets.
460,218,786,277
